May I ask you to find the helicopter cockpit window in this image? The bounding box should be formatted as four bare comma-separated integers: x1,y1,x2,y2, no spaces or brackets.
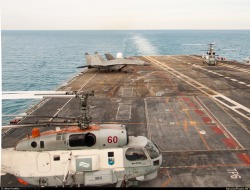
125,148,147,161
69,134,87,147
145,141,160,159
40,141,44,148
69,133,96,147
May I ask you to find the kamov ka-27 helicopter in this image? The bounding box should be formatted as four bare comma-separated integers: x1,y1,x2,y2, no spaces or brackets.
201,43,218,66
183,43,235,66
1,91,162,187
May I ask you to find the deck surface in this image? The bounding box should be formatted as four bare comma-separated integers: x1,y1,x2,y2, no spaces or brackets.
2,55,250,187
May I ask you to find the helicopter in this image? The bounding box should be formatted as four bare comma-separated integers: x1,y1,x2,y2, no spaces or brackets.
243,57,250,65
183,43,236,66
1,91,162,187
201,43,218,66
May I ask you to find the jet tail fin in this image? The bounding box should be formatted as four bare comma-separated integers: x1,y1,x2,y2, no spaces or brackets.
77,52,104,69
77,52,96,69
85,52,92,65
95,51,105,62
86,52,104,65
105,53,116,60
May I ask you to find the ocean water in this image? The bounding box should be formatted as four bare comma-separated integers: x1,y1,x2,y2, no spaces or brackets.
2,30,250,124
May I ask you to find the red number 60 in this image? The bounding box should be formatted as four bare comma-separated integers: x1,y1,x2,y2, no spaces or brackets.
107,136,118,143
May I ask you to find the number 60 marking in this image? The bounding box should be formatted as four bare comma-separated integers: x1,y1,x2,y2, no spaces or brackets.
107,136,118,143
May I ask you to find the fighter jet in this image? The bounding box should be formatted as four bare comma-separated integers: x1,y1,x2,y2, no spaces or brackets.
77,52,150,72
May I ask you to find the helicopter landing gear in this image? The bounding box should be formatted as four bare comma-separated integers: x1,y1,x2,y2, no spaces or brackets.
117,178,139,187
38,177,48,187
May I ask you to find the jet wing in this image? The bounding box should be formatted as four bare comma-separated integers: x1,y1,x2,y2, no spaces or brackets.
77,65,95,68
102,59,150,66
77,53,150,69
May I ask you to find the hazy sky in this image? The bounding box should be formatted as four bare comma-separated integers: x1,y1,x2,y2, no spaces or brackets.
1,0,250,30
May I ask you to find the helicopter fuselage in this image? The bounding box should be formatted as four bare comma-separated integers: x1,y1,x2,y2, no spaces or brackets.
1,125,162,187
15,124,129,151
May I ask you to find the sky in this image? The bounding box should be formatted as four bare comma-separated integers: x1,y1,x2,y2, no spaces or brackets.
1,0,250,30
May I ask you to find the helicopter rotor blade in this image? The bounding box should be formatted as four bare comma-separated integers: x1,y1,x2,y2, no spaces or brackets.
2,124,47,129
2,91,69,94
2,122,79,129
182,43,207,46
2,114,77,120
219,49,236,51
2,91,78,100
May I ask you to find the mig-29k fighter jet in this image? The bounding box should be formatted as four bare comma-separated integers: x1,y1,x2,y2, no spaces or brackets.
77,52,150,72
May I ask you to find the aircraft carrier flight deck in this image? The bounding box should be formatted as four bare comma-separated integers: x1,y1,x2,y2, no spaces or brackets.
2,55,250,187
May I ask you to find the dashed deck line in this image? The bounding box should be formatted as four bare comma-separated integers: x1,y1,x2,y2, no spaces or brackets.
188,55,250,74
211,94,250,121
144,56,250,122
230,79,238,82
238,81,246,85
173,56,250,88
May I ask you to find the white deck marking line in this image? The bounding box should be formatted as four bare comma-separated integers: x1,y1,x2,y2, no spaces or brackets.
247,84,250,87
212,94,250,121
238,81,246,85
230,79,238,82
50,98,72,121
80,74,97,91
144,56,250,121
224,77,230,79
210,72,217,74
